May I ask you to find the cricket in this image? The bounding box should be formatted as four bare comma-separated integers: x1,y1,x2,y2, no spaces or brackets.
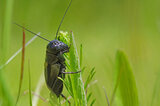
1,0,155,105
14,0,81,105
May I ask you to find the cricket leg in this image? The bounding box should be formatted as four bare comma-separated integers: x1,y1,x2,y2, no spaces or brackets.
61,69,81,74
61,94,71,106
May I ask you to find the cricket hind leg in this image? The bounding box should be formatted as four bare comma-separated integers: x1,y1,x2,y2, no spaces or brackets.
61,94,71,106
62,71,81,74
61,68,81,74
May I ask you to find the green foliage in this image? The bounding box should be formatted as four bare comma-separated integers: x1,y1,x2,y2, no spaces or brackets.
84,67,96,90
90,99,96,106
114,50,139,106
58,31,87,106
0,0,14,105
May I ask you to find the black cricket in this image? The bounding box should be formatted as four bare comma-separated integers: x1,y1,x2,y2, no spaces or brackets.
45,39,69,97
14,0,80,102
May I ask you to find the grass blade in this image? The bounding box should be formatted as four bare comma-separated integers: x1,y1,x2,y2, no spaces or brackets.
0,0,14,105
16,29,26,105
80,44,83,67
150,71,160,106
69,32,87,105
28,60,32,106
58,31,87,105
0,34,38,106
0,34,39,70
87,92,92,102
111,50,139,106
84,67,96,90
90,99,96,106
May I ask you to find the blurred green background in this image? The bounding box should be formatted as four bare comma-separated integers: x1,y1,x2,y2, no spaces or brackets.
0,0,160,105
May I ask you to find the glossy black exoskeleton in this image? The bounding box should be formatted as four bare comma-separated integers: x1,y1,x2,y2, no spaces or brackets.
45,40,69,97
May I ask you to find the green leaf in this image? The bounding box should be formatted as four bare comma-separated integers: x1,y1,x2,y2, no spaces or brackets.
90,99,96,106
69,32,87,105
113,50,139,106
87,92,92,102
84,68,96,90
58,31,87,105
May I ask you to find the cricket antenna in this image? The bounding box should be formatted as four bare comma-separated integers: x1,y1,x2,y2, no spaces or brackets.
14,23,51,42
55,0,72,39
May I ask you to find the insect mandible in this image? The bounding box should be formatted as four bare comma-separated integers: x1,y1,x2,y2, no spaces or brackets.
14,0,81,101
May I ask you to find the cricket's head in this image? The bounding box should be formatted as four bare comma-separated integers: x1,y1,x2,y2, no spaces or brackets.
47,40,69,54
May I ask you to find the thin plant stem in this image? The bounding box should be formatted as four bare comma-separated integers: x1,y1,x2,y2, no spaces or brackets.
32,72,45,106
0,34,39,70
16,28,26,105
28,60,32,106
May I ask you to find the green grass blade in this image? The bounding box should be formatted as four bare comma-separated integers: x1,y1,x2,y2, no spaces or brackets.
84,67,96,90
80,44,83,67
28,60,32,106
90,99,96,106
112,50,139,106
58,31,87,105
87,92,92,102
0,0,14,105
150,71,160,106
69,32,87,105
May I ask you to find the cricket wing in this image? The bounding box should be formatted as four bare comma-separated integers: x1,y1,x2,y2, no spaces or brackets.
45,63,60,91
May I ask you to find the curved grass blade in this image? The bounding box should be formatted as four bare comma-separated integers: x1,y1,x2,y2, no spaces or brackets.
150,71,160,106
84,67,96,90
15,28,26,105
87,92,92,102
90,99,96,106
111,50,139,106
